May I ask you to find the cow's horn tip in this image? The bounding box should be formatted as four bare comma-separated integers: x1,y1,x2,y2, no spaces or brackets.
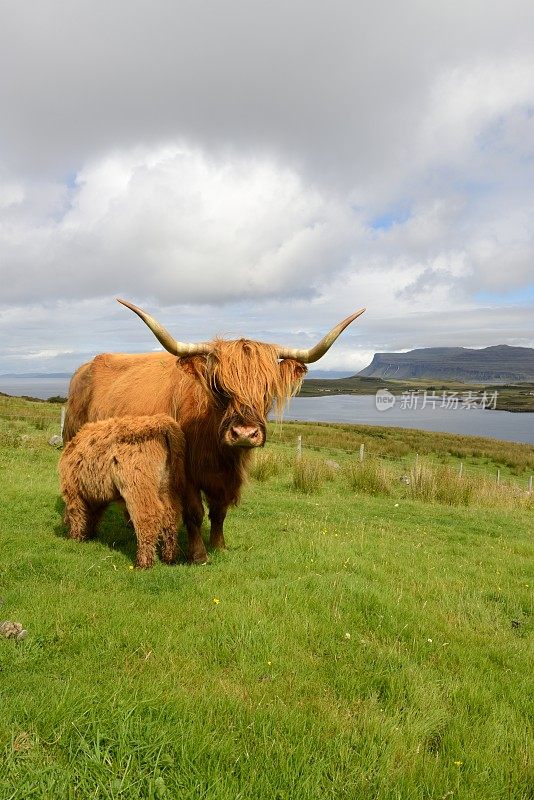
117,298,135,311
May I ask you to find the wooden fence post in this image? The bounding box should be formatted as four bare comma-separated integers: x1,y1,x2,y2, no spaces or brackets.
60,406,66,440
528,475,533,494
496,469,500,485
458,461,463,477
296,435,302,460
359,443,365,463
415,453,419,469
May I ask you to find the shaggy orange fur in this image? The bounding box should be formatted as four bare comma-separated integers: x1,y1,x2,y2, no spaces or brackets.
59,414,186,569
63,342,307,563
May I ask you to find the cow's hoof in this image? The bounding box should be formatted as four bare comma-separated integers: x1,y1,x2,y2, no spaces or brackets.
189,554,209,565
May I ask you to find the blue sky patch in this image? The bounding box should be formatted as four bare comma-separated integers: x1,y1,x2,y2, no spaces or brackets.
370,208,411,231
65,171,78,189
475,284,534,305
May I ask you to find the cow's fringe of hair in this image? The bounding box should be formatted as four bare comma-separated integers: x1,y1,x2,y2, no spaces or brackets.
204,339,307,420
276,357,307,418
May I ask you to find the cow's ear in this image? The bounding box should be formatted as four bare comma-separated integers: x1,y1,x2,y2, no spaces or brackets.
279,358,308,386
180,355,208,381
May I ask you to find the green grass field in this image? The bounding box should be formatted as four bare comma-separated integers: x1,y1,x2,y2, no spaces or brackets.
0,396,533,799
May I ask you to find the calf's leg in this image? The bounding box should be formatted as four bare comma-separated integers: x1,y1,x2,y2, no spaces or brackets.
159,490,181,564
122,488,162,569
64,495,102,541
130,512,160,569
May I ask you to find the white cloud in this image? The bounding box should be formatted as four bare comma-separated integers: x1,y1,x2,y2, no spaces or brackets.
0,146,361,306
417,58,534,170
19,349,74,360
0,180,25,210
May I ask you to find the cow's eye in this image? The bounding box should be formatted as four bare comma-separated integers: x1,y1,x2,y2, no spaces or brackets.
211,381,230,404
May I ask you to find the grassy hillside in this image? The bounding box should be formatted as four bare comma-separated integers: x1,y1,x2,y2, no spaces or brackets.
1,396,533,799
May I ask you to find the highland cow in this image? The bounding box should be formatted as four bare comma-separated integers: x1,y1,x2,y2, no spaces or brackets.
59,414,186,568
64,299,366,563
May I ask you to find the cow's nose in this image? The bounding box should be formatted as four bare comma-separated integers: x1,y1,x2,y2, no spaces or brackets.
230,425,261,445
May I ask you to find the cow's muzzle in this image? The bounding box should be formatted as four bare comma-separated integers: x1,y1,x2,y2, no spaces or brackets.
225,424,264,448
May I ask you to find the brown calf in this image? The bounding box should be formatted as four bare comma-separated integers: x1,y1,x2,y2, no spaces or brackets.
59,414,186,568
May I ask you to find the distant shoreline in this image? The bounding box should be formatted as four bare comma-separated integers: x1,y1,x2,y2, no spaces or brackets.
0,391,66,404
0,376,71,402
300,376,534,413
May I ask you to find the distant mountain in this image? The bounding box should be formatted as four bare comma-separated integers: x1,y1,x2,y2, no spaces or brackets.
358,345,534,383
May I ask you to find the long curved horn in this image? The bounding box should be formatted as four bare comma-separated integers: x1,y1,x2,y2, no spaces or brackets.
276,308,366,364
117,299,211,356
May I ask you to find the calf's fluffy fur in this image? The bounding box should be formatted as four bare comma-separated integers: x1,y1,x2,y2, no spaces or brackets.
59,414,186,568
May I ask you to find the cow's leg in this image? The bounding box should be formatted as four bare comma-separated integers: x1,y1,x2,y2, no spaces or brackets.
208,499,228,550
183,486,208,564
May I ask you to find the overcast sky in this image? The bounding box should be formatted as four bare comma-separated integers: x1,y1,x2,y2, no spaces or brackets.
1,0,533,376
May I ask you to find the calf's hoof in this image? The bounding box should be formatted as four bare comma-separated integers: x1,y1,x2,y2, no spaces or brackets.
160,545,180,565
161,553,179,565
68,532,89,542
134,558,154,569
